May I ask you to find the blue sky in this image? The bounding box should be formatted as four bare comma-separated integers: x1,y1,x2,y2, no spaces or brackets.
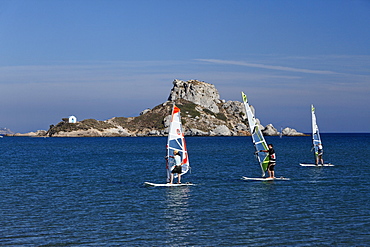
0,0,369,133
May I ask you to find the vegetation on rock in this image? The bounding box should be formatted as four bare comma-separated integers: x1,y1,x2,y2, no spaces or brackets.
47,119,115,136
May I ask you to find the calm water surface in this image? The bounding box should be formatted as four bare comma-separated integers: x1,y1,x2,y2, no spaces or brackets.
0,134,369,246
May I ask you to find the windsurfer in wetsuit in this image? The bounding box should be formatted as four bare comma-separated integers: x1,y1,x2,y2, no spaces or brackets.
259,144,276,178
170,150,182,184
315,143,324,166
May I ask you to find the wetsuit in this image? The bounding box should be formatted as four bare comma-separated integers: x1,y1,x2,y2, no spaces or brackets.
268,148,276,171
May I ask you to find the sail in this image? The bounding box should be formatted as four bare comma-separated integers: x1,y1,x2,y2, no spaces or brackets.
241,92,269,177
311,105,322,160
166,105,190,182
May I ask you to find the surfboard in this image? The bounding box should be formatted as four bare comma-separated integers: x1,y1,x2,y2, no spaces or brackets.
299,163,334,167
144,182,194,187
242,176,290,181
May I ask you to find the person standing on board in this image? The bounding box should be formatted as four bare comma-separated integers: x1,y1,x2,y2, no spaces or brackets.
259,144,276,178
170,150,183,184
315,143,324,166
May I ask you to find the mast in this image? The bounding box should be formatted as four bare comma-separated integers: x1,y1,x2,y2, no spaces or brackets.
241,92,269,177
166,104,190,182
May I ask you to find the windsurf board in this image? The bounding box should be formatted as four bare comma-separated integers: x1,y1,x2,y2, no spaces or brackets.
299,163,334,167
144,182,194,187
242,176,290,181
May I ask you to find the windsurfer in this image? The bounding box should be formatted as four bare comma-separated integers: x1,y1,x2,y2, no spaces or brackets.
315,143,324,166
170,150,182,184
258,144,276,178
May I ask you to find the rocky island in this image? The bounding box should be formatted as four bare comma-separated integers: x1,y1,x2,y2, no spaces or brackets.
11,79,306,137
0,128,14,136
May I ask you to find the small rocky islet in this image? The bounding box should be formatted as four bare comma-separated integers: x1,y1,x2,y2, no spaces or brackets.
10,79,306,137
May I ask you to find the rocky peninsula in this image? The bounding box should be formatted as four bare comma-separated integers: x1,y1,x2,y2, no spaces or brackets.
11,79,306,137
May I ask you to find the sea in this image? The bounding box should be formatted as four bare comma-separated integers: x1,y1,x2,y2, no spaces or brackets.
0,134,369,246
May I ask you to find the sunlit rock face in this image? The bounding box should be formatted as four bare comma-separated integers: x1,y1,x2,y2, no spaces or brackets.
168,79,221,114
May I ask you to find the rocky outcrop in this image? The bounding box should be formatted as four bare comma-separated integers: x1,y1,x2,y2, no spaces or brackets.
262,124,279,136
168,79,221,113
210,125,232,136
13,79,306,137
185,128,208,136
282,127,306,136
1,128,14,136
10,130,47,137
260,125,307,136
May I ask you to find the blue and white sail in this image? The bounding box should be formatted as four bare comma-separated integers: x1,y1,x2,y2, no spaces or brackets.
311,105,322,160
166,105,190,182
241,92,269,177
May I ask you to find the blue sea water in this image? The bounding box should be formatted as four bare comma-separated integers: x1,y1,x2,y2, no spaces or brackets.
0,134,369,246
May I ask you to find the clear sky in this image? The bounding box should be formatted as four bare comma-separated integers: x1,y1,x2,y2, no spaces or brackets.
0,0,369,133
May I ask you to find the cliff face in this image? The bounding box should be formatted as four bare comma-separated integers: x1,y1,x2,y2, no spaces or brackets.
168,79,221,113
14,79,305,137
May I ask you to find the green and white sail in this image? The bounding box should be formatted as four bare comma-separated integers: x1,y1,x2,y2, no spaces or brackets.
241,92,269,177
311,104,322,160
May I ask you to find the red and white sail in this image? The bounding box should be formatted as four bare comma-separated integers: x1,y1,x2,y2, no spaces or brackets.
166,105,190,182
